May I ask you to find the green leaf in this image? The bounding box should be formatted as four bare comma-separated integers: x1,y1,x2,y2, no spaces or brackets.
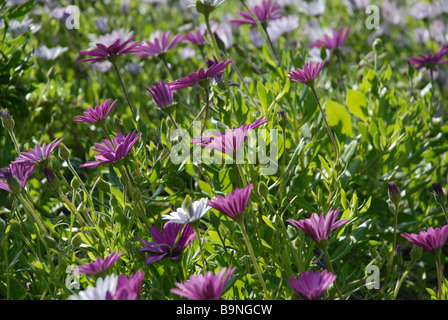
257,82,268,115
345,90,369,122
262,215,277,230
325,100,353,137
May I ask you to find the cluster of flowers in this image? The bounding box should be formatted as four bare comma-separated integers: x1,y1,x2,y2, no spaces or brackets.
2,0,448,301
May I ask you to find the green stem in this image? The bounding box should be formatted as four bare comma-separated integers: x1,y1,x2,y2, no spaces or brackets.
393,261,414,300
237,219,270,300
321,244,344,300
193,224,207,274
16,192,49,236
434,250,443,300
201,86,210,136
311,87,338,166
204,13,220,60
379,204,398,297
111,60,136,119
280,127,286,201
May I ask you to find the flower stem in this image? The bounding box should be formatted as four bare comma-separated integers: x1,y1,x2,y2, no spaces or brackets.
237,219,270,300
434,249,443,300
321,245,344,300
111,60,136,119
193,224,207,274
201,85,210,136
379,204,398,297
280,127,286,201
311,87,338,166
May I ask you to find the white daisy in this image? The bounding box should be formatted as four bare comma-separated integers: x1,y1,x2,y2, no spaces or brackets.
68,274,118,300
162,198,211,225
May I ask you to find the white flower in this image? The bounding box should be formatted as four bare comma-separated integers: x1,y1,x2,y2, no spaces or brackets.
68,274,118,300
162,198,211,225
35,45,68,61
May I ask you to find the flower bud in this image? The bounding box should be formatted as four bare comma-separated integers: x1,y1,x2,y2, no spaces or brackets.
387,182,401,208
1,108,15,131
71,177,81,190
320,45,327,61
432,182,446,206
71,233,82,248
5,173,22,195
277,110,288,129
257,181,269,198
58,143,71,161
410,244,423,261
372,38,382,52
43,167,60,190
182,194,193,213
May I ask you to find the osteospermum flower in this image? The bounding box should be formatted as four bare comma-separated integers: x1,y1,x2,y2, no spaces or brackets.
133,31,183,58
79,130,141,168
192,116,268,155
287,61,326,86
77,29,141,64
287,208,349,245
146,80,174,109
138,221,196,264
162,198,212,225
77,251,123,276
171,266,236,300
74,99,117,125
208,184,253,221
288,269,337,300
14,138,63,167
231,0,284,29
0,162,35,194
182,30,208,46
401,225,448,252
68,271,144,300
309,26,350,51
168,59,232,90
407,45,448,71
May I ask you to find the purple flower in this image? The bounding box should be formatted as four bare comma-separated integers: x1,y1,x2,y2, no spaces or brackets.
401,225,448,252
407,45,448,71
309,26,350,51
287,61,326,85
288,269,337,300
146,80,174,109
77,251,123,276
133,31,183,58
231,0,284,29
0,162,35,194
171,266,236,300
14,138,63,167
208,184,253,221
182,30,208,46
79,131,141,168
168,59,232,90
108,271,145,300
77,29,141,64
206,56,239,86
192,116,268,155
138,221,196,264
287,208,349,244
74,99,117,124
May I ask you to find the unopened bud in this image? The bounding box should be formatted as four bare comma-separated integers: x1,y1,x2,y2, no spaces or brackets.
432,182,446,206
410,244,423,261
71,233,82,248
96,178,111,193
277,110,288,129
43,167,60,190
387,182,401,208
372,38,382,52
257,181,269,198
1,108,15,131
58,143,71,161
71,177,81,190
320,45,327,61
5,173,22,195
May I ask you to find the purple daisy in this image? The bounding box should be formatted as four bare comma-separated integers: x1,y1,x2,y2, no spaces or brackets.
182,30,208,46
108,271,145,300
168,59,233,90
146,80,174,109
309,26,350,51
231,0,284,29
401,225,448,252
77,29,141,64
407,45,448,71
133,30,183,58
192,116,268,155
287,208,349,244
288,269,337,300
0,162,35,194
171,266,236,300
14,138,63,167
74,99,117,124
208,184,253,221
79,130,141,168
287,61,326,86
77,251,123,276
138,221,196,264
